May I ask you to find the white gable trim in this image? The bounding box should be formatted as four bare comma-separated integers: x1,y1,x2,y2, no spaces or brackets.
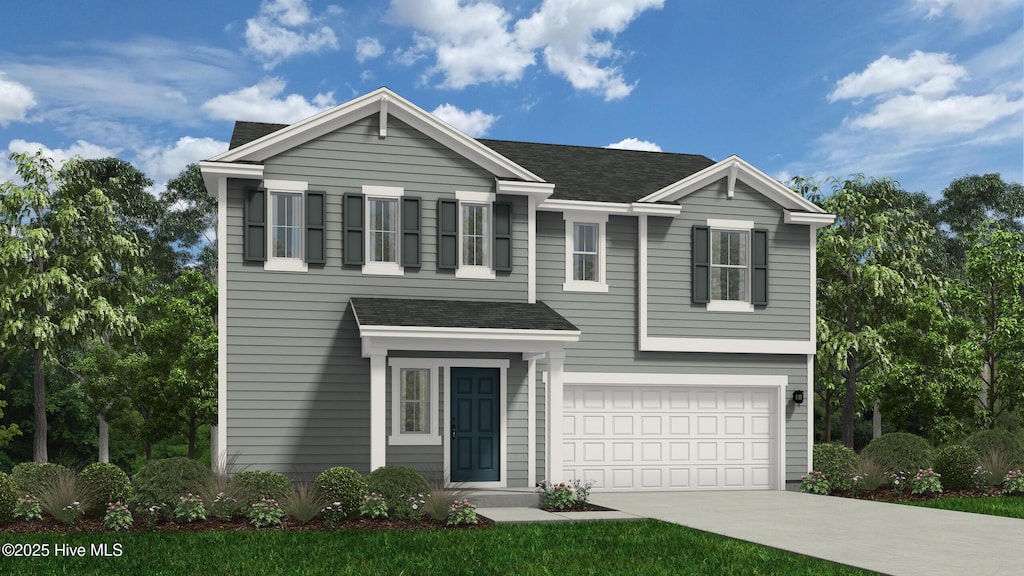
207,87,544,183
199,161,264,198
638,155,826,214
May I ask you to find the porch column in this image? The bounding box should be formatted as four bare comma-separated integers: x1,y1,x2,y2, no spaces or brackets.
546,350,565,483
369,353,387,472
527,358,537,486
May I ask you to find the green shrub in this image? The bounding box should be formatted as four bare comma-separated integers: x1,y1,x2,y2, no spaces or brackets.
314,467,367,520
131,457,210,508
11,462,71,496
37,469,94,526
812,443,859,492
0,472,17,524
861,433,934,479
965,430,1024,468
232,470,293,507
850,454,890,492
78,463,132,514
933,444,982,491
366,466,430,519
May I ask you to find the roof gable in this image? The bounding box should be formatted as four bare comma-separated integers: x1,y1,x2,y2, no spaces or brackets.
209,87,543,182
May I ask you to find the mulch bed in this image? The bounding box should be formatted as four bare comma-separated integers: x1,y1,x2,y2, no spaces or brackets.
539,503,615,513
1,515,493,534
831,486,1004,502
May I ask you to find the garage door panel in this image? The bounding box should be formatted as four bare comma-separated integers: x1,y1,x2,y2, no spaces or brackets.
564,385,777,491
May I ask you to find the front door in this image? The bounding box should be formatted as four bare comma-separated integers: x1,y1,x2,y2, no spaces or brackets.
450,367,500,482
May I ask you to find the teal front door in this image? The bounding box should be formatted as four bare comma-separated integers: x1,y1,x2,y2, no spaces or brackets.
451,367,500,482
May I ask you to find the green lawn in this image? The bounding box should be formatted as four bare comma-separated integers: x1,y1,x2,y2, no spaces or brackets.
904,495,1024,519
1,520,873,575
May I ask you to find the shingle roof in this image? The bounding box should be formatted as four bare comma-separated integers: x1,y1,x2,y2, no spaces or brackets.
350,297,578,331
228,121,715,203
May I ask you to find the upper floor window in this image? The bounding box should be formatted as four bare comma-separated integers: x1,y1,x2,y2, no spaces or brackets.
710,229,748,301
461,203,490,268
358,186,406,276
563,212,608,292
271,192,302,259
693,219,767,311
369,198,398,263
248,179,314,273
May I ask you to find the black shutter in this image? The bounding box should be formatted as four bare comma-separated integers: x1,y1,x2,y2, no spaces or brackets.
752,228,768,306
493,201,512,272
401,197,421,268
437,198,458,270
343,193,364,266
692,225,710,304
244,188,266,262
305,191,325,264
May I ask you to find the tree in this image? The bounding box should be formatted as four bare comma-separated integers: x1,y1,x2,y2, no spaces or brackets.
936,174,1024,268
0,380,20,447
153,163,218,283
809,175,935,448
958,224,1024,426
0,151,145,462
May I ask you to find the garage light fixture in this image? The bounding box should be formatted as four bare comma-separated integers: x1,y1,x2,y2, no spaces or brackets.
792,390,804,405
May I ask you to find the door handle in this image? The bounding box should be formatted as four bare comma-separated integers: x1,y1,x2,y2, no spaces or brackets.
451,416,456,438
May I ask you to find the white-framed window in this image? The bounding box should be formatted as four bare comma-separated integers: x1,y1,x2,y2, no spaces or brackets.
563,212,608,292
264,179,308,272
455,191,496,279
363,185,404,276
389,360,440,445
707,218,753,312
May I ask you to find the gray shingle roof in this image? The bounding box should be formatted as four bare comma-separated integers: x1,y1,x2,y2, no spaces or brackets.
228,121,715,203
350,297,578,331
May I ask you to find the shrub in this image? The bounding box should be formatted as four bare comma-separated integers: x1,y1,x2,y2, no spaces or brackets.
285,481,325,523
11,462,70,496
1003,470,1024,496
538,479,594,510
232,470,293,507
0,472,16,524
910,468,942,496
812,443,859,492
977,447,1016,487
366,466,430,519
173,493,207,523
422,473,467,522
199,468,244,521
314,467,367,520
102,502,133,531
78,462,132,514
37,469,94,526
248,498,285,528
132,457,210,508
861,433,933,479
850,455,889,492
447,499,478,526
933,444,982,491
359,492,389,519
965,430,1024,469
800,471,830,495
15,494,42,520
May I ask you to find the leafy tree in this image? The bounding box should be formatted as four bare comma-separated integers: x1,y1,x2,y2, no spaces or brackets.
808,175,935,448
936,174,1024,268
0,380,20,447
153,163,217,282
0,151,146,462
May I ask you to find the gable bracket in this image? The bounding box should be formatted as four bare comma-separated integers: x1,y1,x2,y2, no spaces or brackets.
379,95,389,139
727,163,738,199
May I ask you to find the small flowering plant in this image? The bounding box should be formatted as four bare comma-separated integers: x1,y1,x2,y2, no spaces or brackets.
890,470,910,495
1002,469,1024,496
321,501,346,529
910,468,942,496
247,498,285,528
359,492,388,519
447,499,478,526
537,479,595,510
208,491,239,521
103,501,133,532
174,493,207,523
402,493,426,521
800,471,830,495
14,494,42,521
135,503,162,531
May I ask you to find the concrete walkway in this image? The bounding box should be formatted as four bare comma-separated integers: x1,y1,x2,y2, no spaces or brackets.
589,491,1024,576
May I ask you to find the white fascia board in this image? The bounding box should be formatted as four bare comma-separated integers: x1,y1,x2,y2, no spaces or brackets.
199,161,264,198
209,87,544,183
640,336,815,355
562,372,787,387
359,325,581,341
629,202,681,215
639,156,827,214
539,199,633,214
358,325,581,357
496,180,555,200
785,211,836,227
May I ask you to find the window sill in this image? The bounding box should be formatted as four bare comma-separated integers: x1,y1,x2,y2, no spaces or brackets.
706,300,754,312
264,259,308,272
388,435,442,446
362,261,403,276
562,281,609,293
456,266,496,280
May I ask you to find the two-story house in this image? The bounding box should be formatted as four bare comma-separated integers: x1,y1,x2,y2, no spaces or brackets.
200,87,834,491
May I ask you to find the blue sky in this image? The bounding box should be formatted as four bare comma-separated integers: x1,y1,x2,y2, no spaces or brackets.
1,0,1021,198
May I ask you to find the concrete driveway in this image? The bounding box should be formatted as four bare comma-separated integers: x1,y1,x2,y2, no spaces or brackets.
589,490,1024,576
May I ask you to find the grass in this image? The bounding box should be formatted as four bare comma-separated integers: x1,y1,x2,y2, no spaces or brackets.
904,495,1024,519
0,520,873,575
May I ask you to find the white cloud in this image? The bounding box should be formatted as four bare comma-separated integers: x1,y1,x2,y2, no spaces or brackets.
430,103,498,137
136,136,228,187
849,92,1023,135
914,0,1024,25
202,78,335,123
605,137,662,152
829,51,965,101
245,0,340,69
386,0,662,99
7,138,120,164
0,73,35,126
355,37,385,63
515,0,664,100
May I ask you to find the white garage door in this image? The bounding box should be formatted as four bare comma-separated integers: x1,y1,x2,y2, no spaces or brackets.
563,385,778,490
